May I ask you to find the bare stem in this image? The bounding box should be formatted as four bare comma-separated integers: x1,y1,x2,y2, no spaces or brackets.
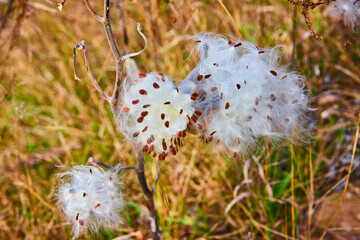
87,157,137,171
73,41,111,101
136,151,161,240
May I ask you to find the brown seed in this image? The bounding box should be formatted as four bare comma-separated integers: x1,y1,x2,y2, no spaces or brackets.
153,152,157,158
292,99,299,104
79,220,84,226
267,103,273,109
164,101,171,105
179,109,183,115
149,145,155,152
132,99,140,104
139,89,148,95
194,110,202,116
270,70,278,76
284,118,290,123
236,84,241,89
89,169,92,174
206,136,213,144
170,145,177,155
244,79,247,85
95,203,101,209
159,72,164,76
213,63,219,66
204,74,212,79
178,131,183,138
197,75,204,81
141,111,148,117
190,92,199,100
143,104,151,108
161,113,165,120
161,76,165,82
83,193,86,197
267,115,272,121
76,213,79,221
270,94,276,101
233,152,239,159
253,107,257,112
139,72,147,78
137,117,144,123
258,51,265,54
228,40,233,45
142,145,149,152
142,126,148,132
234,42,242,47
246,115,253,121
246,65,249,69
225,102,230,109
282,75,288,80
153,82,160,89
210,131,217,136
198,124,203,130
162,139,167,151
133,132,140,137
122,107,130,113
220,93,223,99
159,152,166,161
164,121,169,128
182,131,186,137
147,135,155,144
191,115,198,123
255,97,260,105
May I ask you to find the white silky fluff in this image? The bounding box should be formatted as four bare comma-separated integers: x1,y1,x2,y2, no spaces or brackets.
117,72,195,160
179,33,308,155
326,0,360,29
57,165,123,238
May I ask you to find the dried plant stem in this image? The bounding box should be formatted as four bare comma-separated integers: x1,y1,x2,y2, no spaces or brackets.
136,151,161,240
72,0,160,238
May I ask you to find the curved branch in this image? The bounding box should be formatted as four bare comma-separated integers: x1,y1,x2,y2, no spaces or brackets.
121,23,148,61
83,0,104,22
73,41,111,101
151,159,161,194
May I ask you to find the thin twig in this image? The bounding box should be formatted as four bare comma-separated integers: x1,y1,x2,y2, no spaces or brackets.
83,0,103,22
73,41,111,101
121,23,148,61
87,157,137,171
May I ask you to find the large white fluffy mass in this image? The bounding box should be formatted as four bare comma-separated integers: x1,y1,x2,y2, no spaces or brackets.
117,72,195,160
57,165,123,238
179,33,308,156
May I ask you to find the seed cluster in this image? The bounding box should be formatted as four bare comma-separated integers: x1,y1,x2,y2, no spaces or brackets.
57,166,123,238
179,33,308,156
327,0,360,29
118,72,195,160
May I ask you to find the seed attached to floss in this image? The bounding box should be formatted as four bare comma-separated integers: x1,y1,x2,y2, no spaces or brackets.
139,72,147,78
270,70,278,76
225,102,230,109
153,82,160,89
164,121,170,128
234,42,242,47
139,89,148,95
237,84,241,89
197,75,204,81
132,99,140,104
161,113,165,120
204,74,212,79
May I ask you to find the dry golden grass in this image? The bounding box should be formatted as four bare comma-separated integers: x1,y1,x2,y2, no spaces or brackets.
1,0,360,239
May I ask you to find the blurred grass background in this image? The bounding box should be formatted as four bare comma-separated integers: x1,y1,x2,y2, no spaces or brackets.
1,0,360,239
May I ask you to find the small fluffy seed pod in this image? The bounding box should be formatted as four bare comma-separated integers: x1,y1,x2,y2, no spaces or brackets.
117,72,195,160
57,165,123,238
326,0,360,29
180,33,308,156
